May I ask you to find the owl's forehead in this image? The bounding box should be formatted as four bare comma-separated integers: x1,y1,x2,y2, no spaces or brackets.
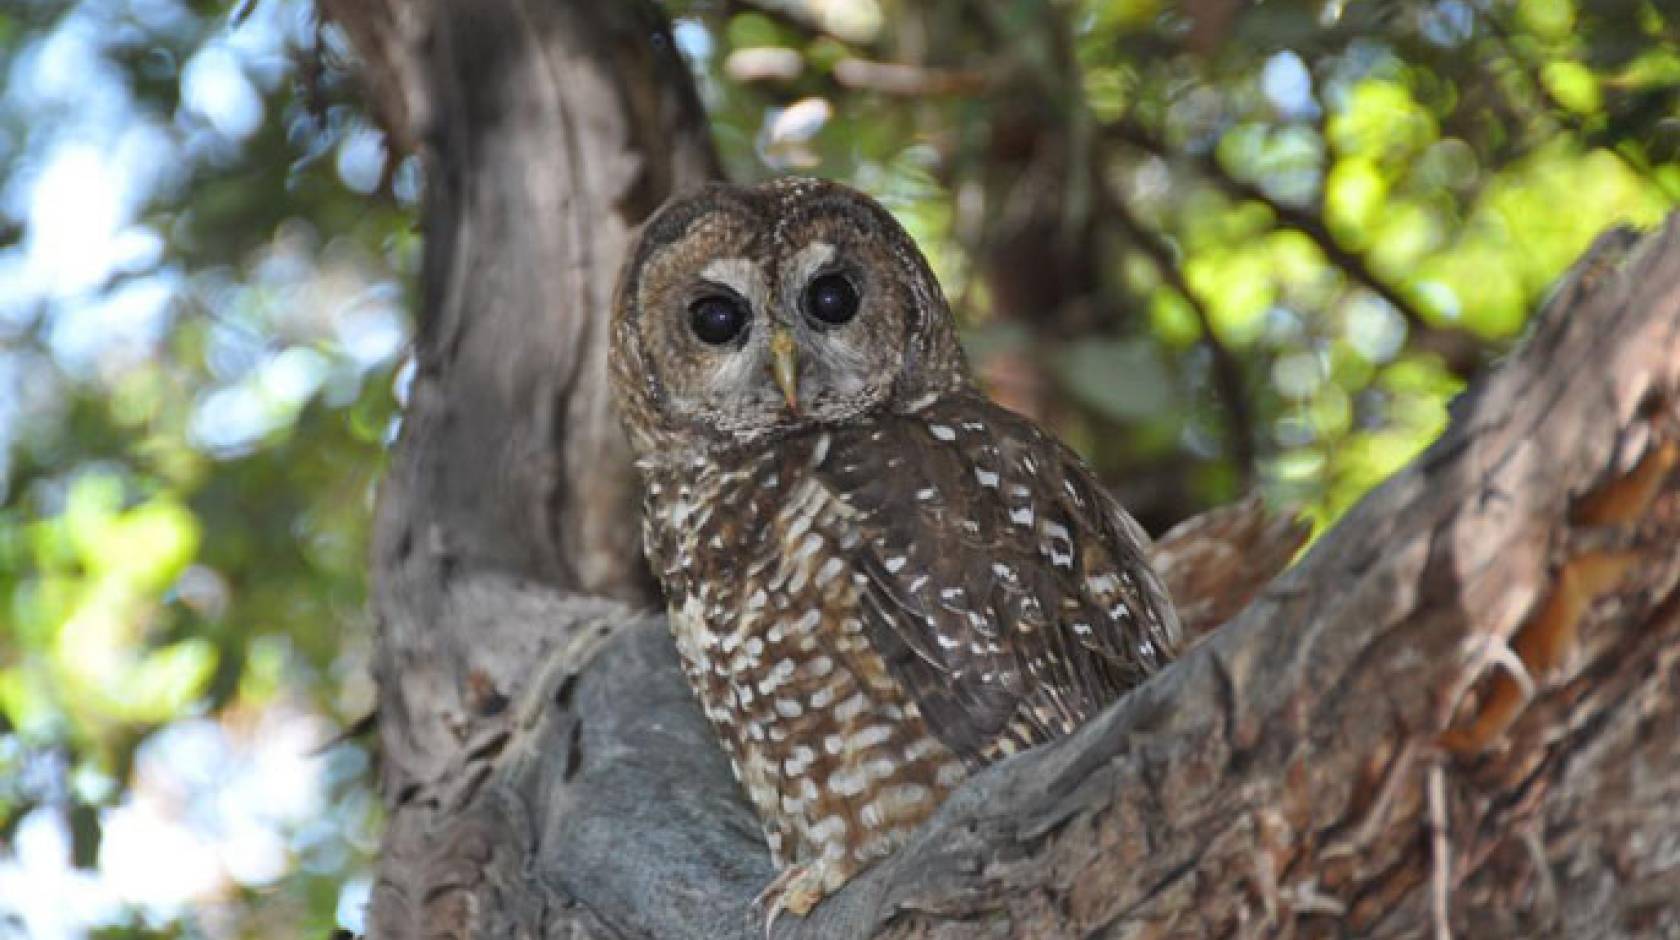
636,179,901,286
667,209,760,260
767,211,864,256
761,184,880,246
663,208,860,271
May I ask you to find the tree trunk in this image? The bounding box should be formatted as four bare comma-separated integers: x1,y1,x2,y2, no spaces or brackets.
328,1,1680,937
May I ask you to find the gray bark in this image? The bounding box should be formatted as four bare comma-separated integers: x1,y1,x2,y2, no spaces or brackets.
328,1,1680,937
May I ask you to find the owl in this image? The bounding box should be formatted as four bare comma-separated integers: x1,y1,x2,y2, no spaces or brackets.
609,178,1180,923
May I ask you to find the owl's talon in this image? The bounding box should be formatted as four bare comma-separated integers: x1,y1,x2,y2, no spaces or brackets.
755,863,828,936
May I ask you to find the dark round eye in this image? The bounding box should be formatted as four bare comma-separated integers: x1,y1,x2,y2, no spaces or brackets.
689,295,749,345
803,273,859,326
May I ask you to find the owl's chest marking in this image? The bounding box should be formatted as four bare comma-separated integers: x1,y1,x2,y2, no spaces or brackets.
644,434,963,874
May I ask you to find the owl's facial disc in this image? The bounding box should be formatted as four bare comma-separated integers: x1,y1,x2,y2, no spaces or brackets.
632,237,911,442
613,178,971,454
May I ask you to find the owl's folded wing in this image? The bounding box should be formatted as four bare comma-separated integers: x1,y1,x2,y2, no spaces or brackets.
813,395,1181,766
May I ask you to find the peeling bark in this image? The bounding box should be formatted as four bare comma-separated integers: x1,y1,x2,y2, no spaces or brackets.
335,2,1680,937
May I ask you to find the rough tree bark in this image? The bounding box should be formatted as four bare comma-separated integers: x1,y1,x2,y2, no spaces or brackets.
329,1,1680,937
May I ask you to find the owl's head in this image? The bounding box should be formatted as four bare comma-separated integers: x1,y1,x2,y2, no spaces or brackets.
610,178,970,456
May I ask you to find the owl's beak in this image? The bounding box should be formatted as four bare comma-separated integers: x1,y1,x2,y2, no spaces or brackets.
769,329,800,414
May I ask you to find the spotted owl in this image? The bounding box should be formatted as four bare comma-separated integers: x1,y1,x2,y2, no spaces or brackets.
609,177,1181,922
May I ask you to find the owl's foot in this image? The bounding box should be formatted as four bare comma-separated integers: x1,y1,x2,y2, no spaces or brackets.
754,861,831,936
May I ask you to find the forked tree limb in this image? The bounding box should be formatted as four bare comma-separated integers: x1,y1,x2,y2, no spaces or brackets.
333,1,1680,937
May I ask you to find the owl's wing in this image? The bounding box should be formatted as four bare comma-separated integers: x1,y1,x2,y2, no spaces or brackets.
813,394,1181,766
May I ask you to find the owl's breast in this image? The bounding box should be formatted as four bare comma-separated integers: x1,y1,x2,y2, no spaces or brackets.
642,439,964,873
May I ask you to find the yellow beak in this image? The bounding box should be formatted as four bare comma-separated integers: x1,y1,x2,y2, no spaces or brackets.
769,329,800,414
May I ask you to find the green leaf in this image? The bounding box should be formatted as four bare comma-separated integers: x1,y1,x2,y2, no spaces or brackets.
1326,80,1436,165
1149,288,1203,348
1517,0,1576,40
1541,61,1602,115
1324,157,1387,249
121,638,219,723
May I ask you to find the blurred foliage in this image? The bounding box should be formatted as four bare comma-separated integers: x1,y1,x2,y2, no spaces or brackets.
1,0,398,934
670,0,1676,530
0,0,1675,936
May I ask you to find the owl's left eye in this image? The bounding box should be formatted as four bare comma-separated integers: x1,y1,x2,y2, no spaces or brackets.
803,273,860,326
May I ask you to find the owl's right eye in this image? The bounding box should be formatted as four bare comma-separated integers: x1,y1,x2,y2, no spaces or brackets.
689,295,749,345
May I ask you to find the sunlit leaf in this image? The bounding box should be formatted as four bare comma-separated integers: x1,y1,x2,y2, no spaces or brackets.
1517,0,1576,40
1326,80,1436,167
1541,61,1602,115
90,498,202,594
1184,249,1274,346
1081,0,1161,34
1617,48,1680,90
122,638,219,723
1149,288,1203,348
1325,156,1387,249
